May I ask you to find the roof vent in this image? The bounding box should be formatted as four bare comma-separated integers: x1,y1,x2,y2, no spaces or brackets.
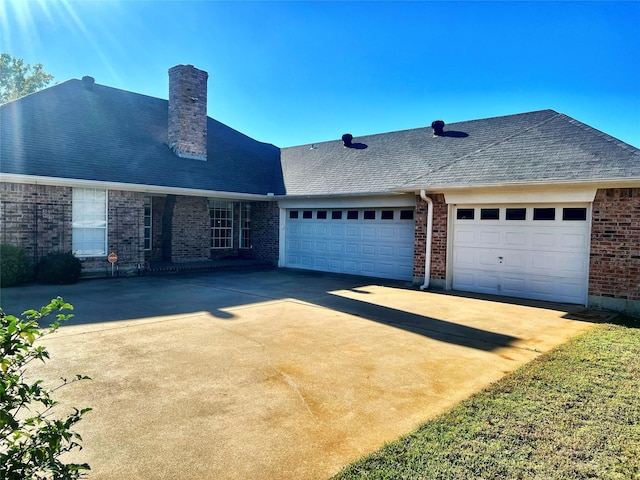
342,133,353,147
431,120,445,136
82,76,95,89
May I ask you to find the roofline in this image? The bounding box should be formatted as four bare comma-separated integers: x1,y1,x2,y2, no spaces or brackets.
276,190,411,200
0,174,274,200
397,177,640,193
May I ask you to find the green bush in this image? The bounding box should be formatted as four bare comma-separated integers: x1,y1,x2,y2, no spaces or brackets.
36,252,82,285
0,297,91,479
0,244,33,287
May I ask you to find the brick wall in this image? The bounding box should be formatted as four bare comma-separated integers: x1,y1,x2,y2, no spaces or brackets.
171,196,210,261
0,182,146,277
242,201,279,263
413,193,447,284
0,182,72,264
590,188,640,306
168,65,208,160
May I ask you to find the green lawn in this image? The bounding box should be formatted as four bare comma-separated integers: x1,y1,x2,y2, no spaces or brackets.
333,317,640,480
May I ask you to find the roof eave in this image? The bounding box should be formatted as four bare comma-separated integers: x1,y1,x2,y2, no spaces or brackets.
396,177,640,193
0,174,274,200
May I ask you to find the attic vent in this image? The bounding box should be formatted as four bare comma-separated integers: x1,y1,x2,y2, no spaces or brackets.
82,76,95,89
342,133,353,147
432,120,445,136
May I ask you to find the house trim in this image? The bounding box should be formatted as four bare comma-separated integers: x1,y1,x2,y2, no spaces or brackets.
0,174,273,201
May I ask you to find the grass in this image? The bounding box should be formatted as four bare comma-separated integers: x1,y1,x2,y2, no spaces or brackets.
332,316,640,480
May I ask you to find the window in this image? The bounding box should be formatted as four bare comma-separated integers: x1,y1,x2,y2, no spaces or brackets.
209,200,233,248
144,196,152,251
289,210,299,219
480,208,499,220
331,210,342,220
347,210,359,220
506,208,526,220
456,208,474,220
363,210,376,220
533,208,555,221
316,210,327,219
72,188,107,256
381,211,394,220
563,207,587,221
302,210,313,219
400,210,414,220
240,202,251,249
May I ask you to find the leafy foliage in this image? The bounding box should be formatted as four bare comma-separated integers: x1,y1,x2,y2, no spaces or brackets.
0,53,54,104
0,244,33,287
0,297,91,479
36,252,83,285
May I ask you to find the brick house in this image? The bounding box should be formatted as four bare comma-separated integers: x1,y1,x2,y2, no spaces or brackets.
1,65,639,315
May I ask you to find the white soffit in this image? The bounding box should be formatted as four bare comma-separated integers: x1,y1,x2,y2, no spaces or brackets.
443,186,598,205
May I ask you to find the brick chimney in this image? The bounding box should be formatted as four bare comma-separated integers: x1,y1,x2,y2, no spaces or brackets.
168,65,208,160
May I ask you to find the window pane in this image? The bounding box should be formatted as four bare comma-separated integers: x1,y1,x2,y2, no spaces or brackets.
303,210,313,219
347,210,359,220
563,207,587,221
289,210,299,219
381,211,394,220
72,188,107,256
506,208,526,220
331,211,342,220
210,200,234,249
316,210,327,219
480,208,499,220
533,208,555,220
363,210,376,220
400,210,414,220
457,208,474,220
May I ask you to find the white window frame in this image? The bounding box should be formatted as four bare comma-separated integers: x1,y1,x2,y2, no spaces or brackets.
72,187,108,257
144,196,152,251
239,202,251,249
209,199,234,249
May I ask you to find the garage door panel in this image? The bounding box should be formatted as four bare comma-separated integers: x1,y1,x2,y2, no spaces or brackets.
455,229,475,244
561,233,588,249
479,231,501,244
505,232,527,246
379,227,395,239
453,204,589,304
362,244,375,255
284,208,414,281
379,245,394,257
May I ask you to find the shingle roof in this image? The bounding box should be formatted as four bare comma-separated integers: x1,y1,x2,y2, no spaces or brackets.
281,110,640,195
0,79,284,195
3,80,639,198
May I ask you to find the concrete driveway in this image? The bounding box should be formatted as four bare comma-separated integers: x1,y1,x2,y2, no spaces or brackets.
1,269,595,480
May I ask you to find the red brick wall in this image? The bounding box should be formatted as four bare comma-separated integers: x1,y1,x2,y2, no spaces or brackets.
242,201,279,263
0,182,146,276
590,188,640,302
413,193,447,283
171,196,210,261
145,197,279,264
0,182,72,264
168,65,208,160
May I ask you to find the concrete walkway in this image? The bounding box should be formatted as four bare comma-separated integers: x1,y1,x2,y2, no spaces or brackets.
0,269,595,479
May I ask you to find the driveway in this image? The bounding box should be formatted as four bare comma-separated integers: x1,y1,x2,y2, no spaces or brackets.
1,269,594,480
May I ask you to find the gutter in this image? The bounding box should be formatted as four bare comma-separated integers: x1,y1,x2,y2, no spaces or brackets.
419,190,433,291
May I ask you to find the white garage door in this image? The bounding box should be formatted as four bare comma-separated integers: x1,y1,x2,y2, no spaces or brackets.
453,204,590,304
284,208,415,281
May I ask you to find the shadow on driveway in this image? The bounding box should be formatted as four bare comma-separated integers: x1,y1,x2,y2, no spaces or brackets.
0,268,521,352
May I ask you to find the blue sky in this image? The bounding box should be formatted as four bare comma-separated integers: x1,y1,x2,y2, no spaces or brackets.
2,0,639,148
